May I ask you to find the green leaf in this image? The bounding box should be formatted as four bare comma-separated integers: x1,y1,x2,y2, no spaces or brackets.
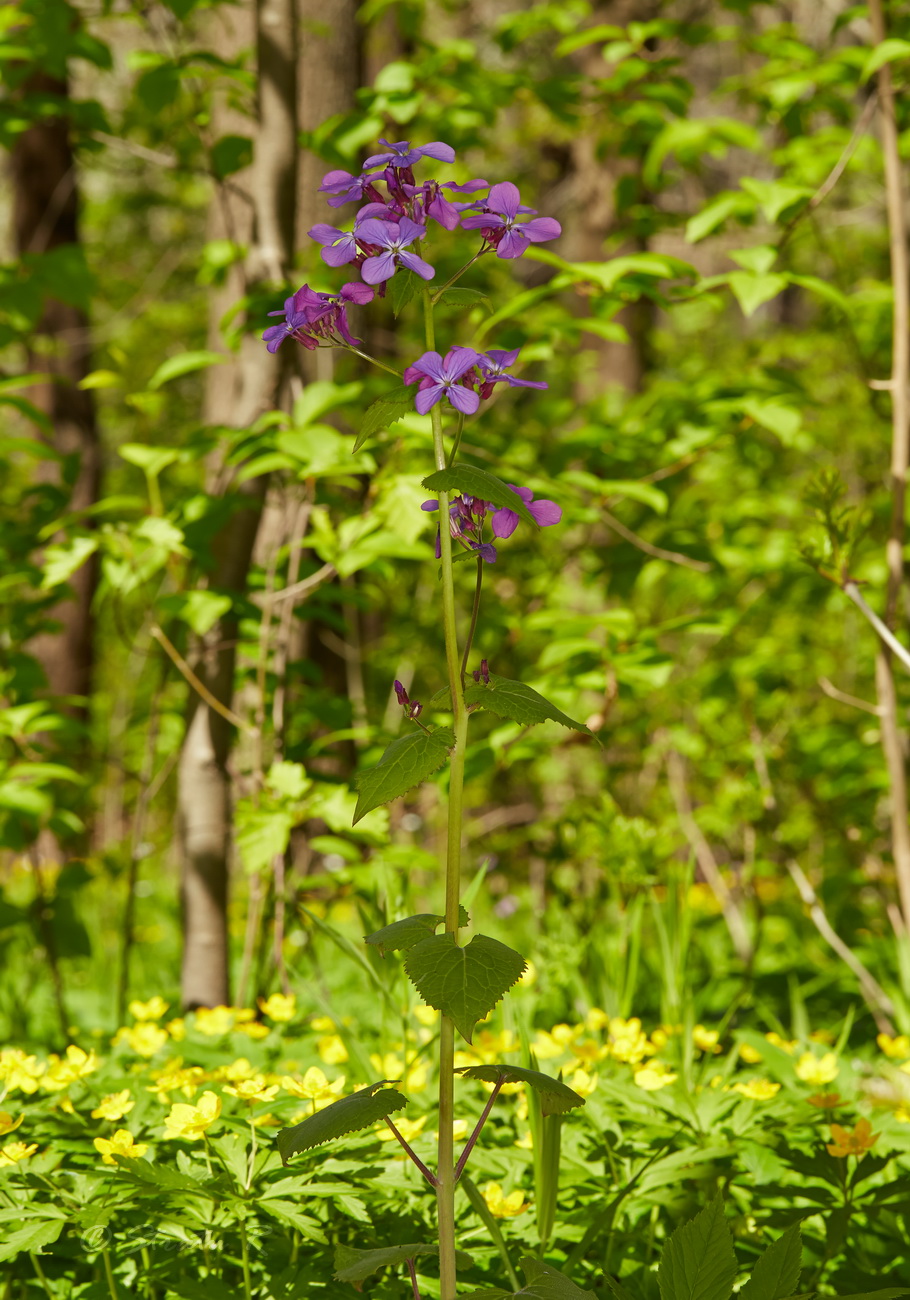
456,1064,585,1116
41,537,98,589
391,271,422,317
355,384,418,451
862,38,910,81
739,178,812,224
353,728,455,825
365,906,469,955
119,444,182,477
686,192,756,244
158,590,232,636
422,467,538,529
276,1082,405,1163
518,1258,597,1300
657,1198,737,1300
740,1223,802,1300
404,932,527,1043
603,1280,636,1300
333,1243,474,1282
436,287,492,311
828,1293,910,1300
210,134,253,179
726,272,789,317
465,674,592,736
0,1218,64,1262
147,350,227,390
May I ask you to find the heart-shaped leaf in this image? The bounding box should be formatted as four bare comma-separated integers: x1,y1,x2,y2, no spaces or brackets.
404,933,527,1043
365,906,470,955
353,728,455,824
465,675,593,736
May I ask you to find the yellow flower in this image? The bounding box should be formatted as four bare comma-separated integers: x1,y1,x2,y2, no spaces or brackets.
433,1119,469,1143
310,1015,336,1032
376,1115,426,1143
128,996,169,1022
41,1045,99,1090
112,1023,168,1058
570,1038,609,1065
223,1078,280,1103
166,1018,186,1041
317,1035,348,1065
585,1007,609,1032
218,1057,254,1082
473,1029,518,1060
693,1025,721,1054
795,1052,838,1087
810,1029,834,1045
482,1181,529,1218
739,1043,763,1065
413,1006,439,1027
259,993,296,1022
193,1006,236,1037
91,1090,134,1121
826,1118,879,1159
732,1079,781,1101
608,1018,651,1064
147,1061,207,1103
569,1069,598,1098
634,1063,678,1091
235,1020,270,1041
0,1113,23,1137
531,1031,567,1061
517,959,537,988
281,1067,345,1107
807,1092,842,1109
94,1129,149,1165
514,1130,534,1149
895,1105,910,1123
163,1091,222,1140
0,1141,38,1167
765,1032,797,1055
878,1033,910,1061
369,1051,426,1092
0,1049,45,1094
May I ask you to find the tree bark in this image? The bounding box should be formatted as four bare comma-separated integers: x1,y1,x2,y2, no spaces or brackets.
178,0,299,1009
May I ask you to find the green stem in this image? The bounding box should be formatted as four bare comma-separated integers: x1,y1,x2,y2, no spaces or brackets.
101,1247,120,1300
446,413,466,468
424,284,467,1300
239,1220,252,1300
431,247,487,303
141,1245,155,1300
341,345,403,379
30,1254,54,1300
460,557,483,688
246,1113,257,1190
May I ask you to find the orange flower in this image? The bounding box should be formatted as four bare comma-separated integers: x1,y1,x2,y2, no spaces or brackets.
807,1092,841,1109
826,1118,879,1159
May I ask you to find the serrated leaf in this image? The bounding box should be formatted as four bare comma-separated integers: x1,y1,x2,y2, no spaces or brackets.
0,1218,64,1262
353,728,455,825
422,467,538,529
518,1258,597,1300
740,1223,801,1300
604,1279,636,1300
465,674,592,736
276,1082,405,1163
333,1243,474,1282
658,1198,737,1300
355,384,418,451
436,287,492,311
404,933,527,1043
391,271,422,317
455,1065,585,1116
365,905,470,954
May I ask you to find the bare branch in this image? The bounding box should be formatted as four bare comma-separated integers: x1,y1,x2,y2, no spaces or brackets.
602,508,712,573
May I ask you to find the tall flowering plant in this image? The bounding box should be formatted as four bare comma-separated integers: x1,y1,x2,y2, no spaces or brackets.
264,139,593,1298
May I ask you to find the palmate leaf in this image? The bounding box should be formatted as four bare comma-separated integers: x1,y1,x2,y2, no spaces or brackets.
740,1223,802,1300
455,1064,585,1117
422,466,538,529
333,1243,474,1282
354,384,418,452
352,727,455,825
404,933,527,1043
365,906,469,955
465,674,593,736
657,1198,737,1300
276,1082,405,1164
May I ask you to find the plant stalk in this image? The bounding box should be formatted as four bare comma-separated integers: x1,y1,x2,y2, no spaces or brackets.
455,1077,503,1180
460,557,484,688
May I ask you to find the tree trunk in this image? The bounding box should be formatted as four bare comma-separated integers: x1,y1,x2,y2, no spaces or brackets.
178,0,299,1009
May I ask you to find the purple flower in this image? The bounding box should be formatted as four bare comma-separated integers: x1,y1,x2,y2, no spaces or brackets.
469,541,498,564
421,494,497,562
403,348,482,414
363,138,456,169
489,485,562,539
461,182,561,258
478,348,548,399
318,169,385,208
419,179,490,230
356,216,435,284
308,204,396,268
261,282,374,353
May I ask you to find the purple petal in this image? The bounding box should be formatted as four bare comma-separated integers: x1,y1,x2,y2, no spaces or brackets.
486,181,521,220
262,325,288,351
414,141,456,164
460,213,505,231
356,203,396,225
491,508,519,539
442,179,489,194
427,194,460,230
407,351,445,382
496,229,530,259
504,376,548,389
421,499,439,512
528,498,562,527
335,307,363,348
444,347,482,380
508,485,535,505
446,383,480,415
471,542,498,563
322,241,358,267
485,347,521,369
356,218,397,247
521,217,562,243
397,215,426,245
361,251,398,284
398,251,436,281
339,281,375,305
308,223,346,245
415,384,445,415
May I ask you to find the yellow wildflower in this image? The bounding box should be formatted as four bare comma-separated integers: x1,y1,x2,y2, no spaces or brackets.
42,1045,99,1090
473,1029,518,1060
732,1079,781,1101
634,1063,678,1091
571,1038,609,1065
895,1105,910,1123
317,1035,348,1065
94,1130,149,1165
878,1033,910,1061
413,1006,439,1027
310,1015,337,1032
281,1067,345,1107
739,1043,763,1065
219,1058,255,1082
585,1007,609,1032
166,1018,186,1041
433,1119,468,1143
128,996,169,1021
147,1061,206,1102
515,1130,534,1150
569,1069,598,1098
482,1181,529,1218
193,1006,235,1037
259,993,296,1022
0,1113,22,1136
91,1091,135,1121
0,1141,37,1167
693,1025,721,1054
163,1091,222,1140
0,1050,45,1094
531,1030,567,1061
765,1032,797,1055
807,1092,841,1109
235,1020,270,1041
795,1052,839,1087
810,1029,834,1045
376,1115,426,1143
223,1077,280,1103
826,1118,878,1159
608,1018,651,1064
112,1023,168,1058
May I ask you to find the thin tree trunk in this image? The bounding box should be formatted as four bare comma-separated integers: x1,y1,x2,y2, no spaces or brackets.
178,0,299,1009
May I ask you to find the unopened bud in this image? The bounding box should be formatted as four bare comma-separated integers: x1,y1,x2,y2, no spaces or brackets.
409,701,423,720
394,680,409,707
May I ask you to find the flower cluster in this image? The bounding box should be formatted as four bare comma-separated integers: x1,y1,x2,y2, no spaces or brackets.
421,486,561,565
262,282,374,354
403,346,547,415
